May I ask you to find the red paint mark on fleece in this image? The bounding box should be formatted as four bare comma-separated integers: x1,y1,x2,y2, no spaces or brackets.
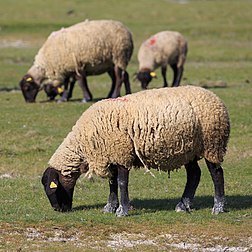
148,37,156,46
108,97,128,102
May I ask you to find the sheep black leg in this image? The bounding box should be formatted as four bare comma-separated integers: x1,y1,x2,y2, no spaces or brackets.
123,70,131,94
67,77,76,100
161,66,168,87
205,160,225,214
175,158,201,213
103,165,119,213
116,165,129,217
107,69,116,98
58,77,70,102
77,73,93,102
172,65,183,87
111,66,123,98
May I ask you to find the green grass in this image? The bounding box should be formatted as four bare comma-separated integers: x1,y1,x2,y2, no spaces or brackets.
0,0,252,251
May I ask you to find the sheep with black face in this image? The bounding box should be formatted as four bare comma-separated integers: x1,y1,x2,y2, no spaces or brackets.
19,19,133,103
42,86,230,216
137,31,188,89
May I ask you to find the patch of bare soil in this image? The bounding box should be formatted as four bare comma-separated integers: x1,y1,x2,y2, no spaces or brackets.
1,223,251,251
107,232,251,251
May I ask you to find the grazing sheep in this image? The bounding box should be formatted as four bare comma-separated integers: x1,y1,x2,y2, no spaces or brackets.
136,31,187,89
42,85,230,216
19,19,134,103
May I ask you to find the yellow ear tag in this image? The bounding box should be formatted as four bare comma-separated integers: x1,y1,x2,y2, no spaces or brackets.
50,181,57,189
150,72,157,78
26,77,33,82
57,87,64,94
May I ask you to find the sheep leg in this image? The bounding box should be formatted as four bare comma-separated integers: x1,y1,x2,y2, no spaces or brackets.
67,76,76,100
106,69,116,98
115,165,129,217
103,165,119,213
172,65,183,87
110,66,123,98
175,158,201,212
123,70,131,94
58,77,71,103
161,66,168,87
77,73,93,102
205,160,225,214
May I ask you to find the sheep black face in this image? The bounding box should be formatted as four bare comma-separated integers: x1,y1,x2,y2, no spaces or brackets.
41,167,74,212
19,74,40,103
136,71,156,89
43,84,60,101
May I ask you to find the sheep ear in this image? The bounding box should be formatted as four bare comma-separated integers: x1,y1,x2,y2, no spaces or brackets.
42,167,59,193
150,72,157,78
49,181,58,189
57,86,64,94
25,75,33,82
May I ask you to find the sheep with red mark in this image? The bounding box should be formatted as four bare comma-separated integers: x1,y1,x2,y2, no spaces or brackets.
42,86,230,216
137,31,188,89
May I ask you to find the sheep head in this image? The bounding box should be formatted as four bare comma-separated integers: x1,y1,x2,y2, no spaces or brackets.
136,70,157,89
19,74,40,103
43,84,64,101
41,167,78,212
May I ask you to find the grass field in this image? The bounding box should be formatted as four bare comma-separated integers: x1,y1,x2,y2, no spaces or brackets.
0,0,252,251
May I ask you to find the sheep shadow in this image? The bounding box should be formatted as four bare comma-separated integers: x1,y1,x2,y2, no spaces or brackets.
72,203,105,212
72,195,252,213
131,195,252,213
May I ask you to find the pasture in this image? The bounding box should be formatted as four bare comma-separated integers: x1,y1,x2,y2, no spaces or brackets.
0,0,251,251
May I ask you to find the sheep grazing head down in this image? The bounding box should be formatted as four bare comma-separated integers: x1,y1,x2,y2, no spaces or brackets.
41,167,75,212
42,162,89,212
136,70,157,89
19,74,40,103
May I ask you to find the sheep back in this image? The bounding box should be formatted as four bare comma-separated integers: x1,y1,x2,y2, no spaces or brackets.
138,31,187,70
48,86,230,178
33,20,133,82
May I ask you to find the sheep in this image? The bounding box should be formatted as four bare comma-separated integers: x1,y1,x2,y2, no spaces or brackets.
19,19,134,103
136,31,188,89
41,85,230,216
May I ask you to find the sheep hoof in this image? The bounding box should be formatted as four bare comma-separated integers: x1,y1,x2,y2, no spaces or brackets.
212,207,224,215
212,196,225,214
175,198,192,213
81,98,88,103
103,203,118,213
175,202,187,213
57,98,67,103
115,205,128,217
81,98,92,103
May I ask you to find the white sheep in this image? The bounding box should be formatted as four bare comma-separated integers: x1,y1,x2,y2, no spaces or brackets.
136,31,188,89
19,19,134,102
42,85,230,216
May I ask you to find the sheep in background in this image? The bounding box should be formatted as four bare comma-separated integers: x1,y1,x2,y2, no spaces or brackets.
19,19,133,103
41,86,230,216
136,31,187,89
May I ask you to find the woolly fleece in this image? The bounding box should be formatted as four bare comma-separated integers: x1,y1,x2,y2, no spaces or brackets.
29,20,133,84
138,31,187,71
48,86,230,178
